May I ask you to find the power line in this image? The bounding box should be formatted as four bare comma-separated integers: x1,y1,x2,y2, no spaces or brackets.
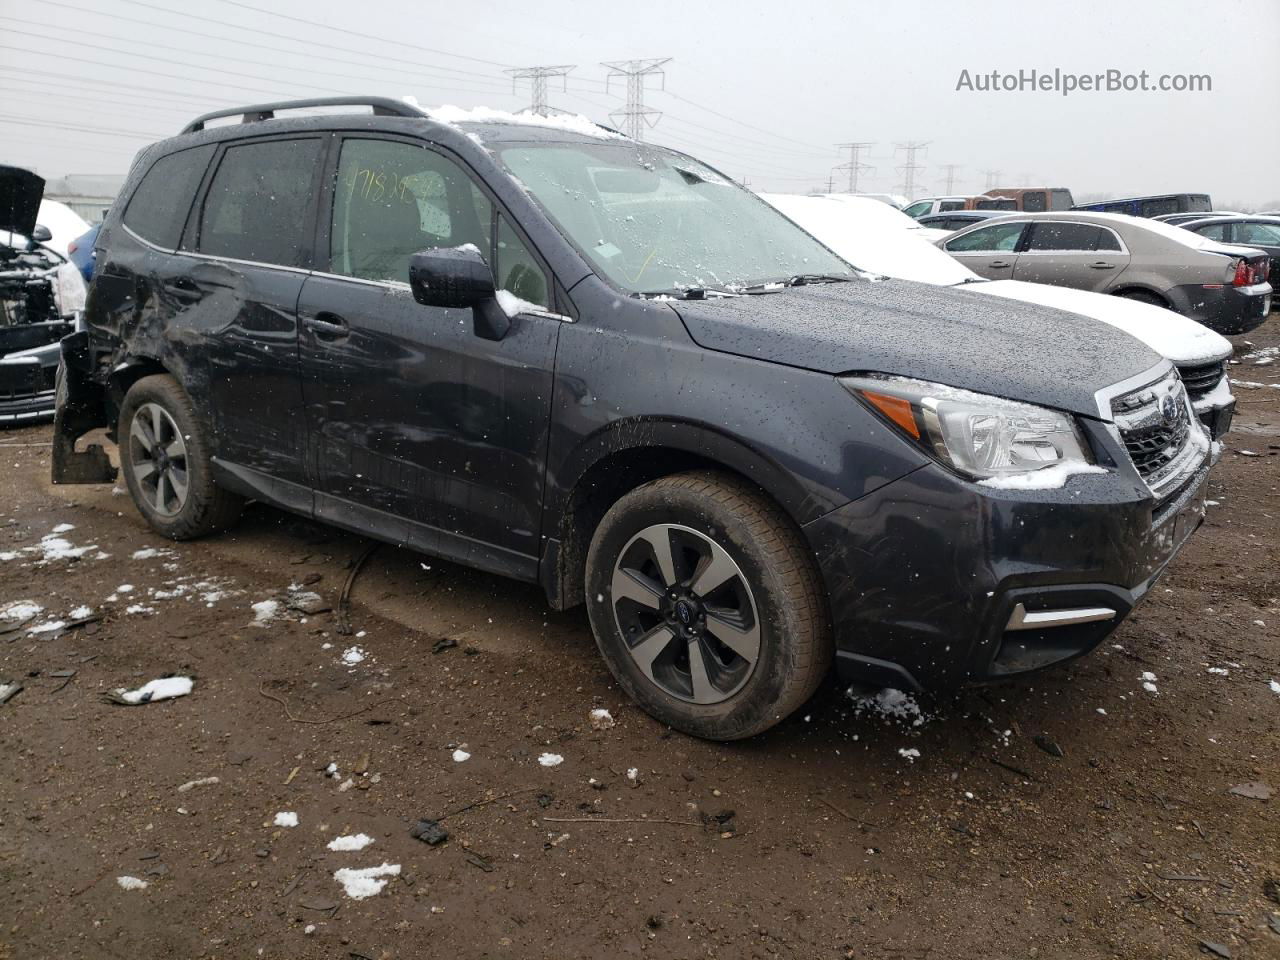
0,14,512,100
215,0,512,69
651,89,831,153
834,142,875,193
0,113,169,140
894,141,929,198
505,65,575,116
600,58,671,140
0,64,238,109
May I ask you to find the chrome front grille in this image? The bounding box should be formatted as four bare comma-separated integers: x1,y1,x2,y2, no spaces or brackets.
1110,371,1205,501
1175,360,1225,401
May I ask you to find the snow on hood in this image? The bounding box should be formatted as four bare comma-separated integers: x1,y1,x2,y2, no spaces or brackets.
761,192,1232,367
977,279,1231,365
428,104,621,139
762,193,977,286
0,164,44,237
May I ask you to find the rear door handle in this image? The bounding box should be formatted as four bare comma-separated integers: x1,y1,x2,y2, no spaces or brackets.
303,312,349,340
1088,261,1117,269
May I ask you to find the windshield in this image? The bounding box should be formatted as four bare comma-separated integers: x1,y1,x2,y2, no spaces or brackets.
497,141,853,295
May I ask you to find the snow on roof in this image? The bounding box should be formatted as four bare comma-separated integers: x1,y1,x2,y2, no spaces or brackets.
427,104,621,139
1043,211,1258,256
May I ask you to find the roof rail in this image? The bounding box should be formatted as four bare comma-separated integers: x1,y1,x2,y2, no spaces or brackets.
181,96,428,134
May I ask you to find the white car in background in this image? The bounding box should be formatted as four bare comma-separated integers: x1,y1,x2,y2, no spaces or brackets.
762,192,1237,438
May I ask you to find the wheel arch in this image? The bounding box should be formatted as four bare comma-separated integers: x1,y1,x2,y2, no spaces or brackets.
541,419,822,611
1110,284,1173,309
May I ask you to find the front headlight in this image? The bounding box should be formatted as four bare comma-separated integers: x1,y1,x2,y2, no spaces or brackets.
842,375,1097,480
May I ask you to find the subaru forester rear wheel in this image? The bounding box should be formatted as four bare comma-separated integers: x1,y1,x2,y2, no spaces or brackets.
586,471,831,740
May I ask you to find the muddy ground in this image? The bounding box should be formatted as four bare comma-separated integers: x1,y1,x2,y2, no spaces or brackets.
1,322,1278,960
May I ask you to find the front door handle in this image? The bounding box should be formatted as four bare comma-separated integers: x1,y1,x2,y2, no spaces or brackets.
988,259,1013,268
303,312,349,340
161,279,202,302
1088,261,1117,270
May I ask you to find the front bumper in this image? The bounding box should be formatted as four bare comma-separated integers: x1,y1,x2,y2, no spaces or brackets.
804,453,1210,693
0,355,56,423
1190,375,1236,439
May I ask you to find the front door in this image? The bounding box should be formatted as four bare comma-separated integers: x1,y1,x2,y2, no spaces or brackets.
298,135,562,579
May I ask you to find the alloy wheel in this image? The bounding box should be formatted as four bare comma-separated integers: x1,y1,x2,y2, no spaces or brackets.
610,523,761,704
128,402,190,517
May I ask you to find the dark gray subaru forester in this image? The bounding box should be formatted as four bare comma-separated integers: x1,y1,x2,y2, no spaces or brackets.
54,97,1215,739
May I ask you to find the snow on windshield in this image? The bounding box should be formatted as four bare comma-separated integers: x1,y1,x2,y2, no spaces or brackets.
761,193,978,287
498,144,853,295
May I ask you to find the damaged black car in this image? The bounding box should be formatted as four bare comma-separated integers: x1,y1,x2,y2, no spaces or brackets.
1,164,83,423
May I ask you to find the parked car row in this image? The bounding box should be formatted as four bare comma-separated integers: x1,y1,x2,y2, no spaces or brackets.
939,212,1272,334
48,97,1233,740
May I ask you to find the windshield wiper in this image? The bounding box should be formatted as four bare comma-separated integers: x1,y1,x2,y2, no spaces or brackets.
740,274,851,292
634,286,740,300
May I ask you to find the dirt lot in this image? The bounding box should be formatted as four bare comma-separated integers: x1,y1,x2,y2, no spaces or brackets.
2,322,1278,960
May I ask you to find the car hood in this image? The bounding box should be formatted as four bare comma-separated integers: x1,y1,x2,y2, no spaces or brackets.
974,279,1232,365
0,165,45,237
671,278,1162,418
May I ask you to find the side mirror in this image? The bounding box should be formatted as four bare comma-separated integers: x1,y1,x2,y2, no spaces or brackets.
408,245,510,341
32,224,52,243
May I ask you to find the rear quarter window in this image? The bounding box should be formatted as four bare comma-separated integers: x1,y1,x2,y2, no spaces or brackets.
121,144,215,249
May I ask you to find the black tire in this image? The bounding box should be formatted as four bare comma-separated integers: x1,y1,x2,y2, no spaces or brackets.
585,471,832,740
118,374,243,540
1117,289,1169,309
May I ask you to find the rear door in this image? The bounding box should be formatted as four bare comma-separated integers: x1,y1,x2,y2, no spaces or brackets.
1011,220,1130,291
296,134,562,579
180,135,325,504
941,220,1027,278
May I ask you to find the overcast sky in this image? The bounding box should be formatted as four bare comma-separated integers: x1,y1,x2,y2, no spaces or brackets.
2,0,1278,208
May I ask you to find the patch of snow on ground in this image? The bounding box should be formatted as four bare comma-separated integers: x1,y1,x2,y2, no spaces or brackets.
452,749,471,762
333,862,400,899
115,876,148,890
274,811,298,827
1270,680,1280,695
538,753,564,767
125,604,156,616
341,646,366,665
2,600,44,622
589,708,614,729
1207,667,1229,676
28,620,67,634
848,687,929,727
116,584,134,593
69,605,93,619
898,748,921,762
51,523,75,534
251,599,280,625
327,833,375,851
131,547,173,560
31,535,100,563
114,676,193,704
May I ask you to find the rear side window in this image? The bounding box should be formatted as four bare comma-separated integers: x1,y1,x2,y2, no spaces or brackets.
945,221,1024,252
1025,222,1120,252
196,138,323,268
975,198,1017,210
1193,223,1229,242
1049,189,1073,210
1235,222,1280,245
1186,195,1211,212
1022,192,1047,212
1140,197,1179,217
939,200,966,212
122,145,214,249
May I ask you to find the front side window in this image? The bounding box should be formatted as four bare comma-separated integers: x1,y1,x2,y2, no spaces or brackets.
497,140,852,295
1025,222,1119,252
945,221,1025,252
123,144,215,249
902,201,932,218
196,138,322,267
1236,222,1280,245
330,138,492,284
